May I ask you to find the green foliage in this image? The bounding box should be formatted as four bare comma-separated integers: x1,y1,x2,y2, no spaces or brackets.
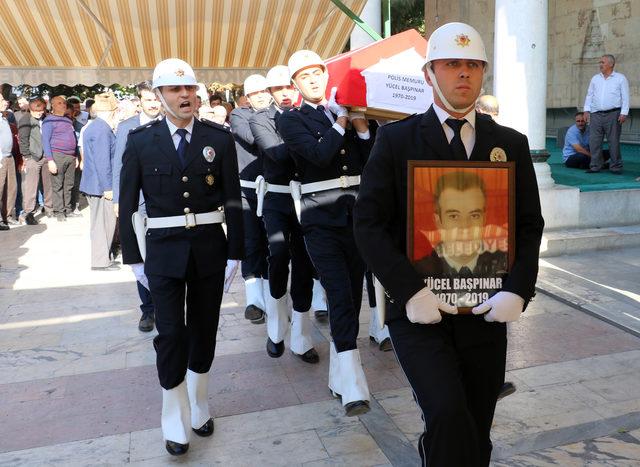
390,0,425,36
13,83,137,100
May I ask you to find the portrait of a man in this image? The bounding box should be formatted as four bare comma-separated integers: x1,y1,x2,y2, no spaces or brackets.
412,168,510,308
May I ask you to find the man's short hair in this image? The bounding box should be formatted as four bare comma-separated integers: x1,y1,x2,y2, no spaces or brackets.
575,111,584,118
29,96,46,107
434,171,486,214
136,81,154,96
51,94,67,102
603,54,615,66
209,93,223,105
85,98,95,109
67,96,81,105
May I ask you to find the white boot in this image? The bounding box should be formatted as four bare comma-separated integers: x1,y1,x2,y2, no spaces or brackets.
264,293,289,344
311,279,328,312
244,277,265,310
186,369,211,430
336,349,370,406
369,307,391,343
328,341,341,397
290,310,314,355
161,380,191,444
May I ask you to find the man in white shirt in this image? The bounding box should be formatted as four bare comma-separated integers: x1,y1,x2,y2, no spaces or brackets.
583,54,629,174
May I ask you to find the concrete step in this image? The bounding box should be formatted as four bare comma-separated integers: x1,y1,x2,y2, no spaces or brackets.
541,224,640,257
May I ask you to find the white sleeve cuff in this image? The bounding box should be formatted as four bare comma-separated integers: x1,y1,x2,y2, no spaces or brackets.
357,130,370,140
332,122,345,136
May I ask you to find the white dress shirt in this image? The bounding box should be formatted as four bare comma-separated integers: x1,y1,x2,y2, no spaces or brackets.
583,71,630,115
432,104,476,159
0,116,13,157
165,117,194,149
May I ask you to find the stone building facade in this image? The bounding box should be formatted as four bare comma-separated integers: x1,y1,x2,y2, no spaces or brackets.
424,0,639,140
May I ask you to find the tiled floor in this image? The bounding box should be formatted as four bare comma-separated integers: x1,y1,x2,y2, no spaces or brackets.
1,213,640,465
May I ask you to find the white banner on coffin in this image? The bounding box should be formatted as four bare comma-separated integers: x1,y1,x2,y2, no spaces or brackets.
360,48,433,115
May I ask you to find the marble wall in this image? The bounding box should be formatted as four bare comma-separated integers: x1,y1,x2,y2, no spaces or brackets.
424,0,640,110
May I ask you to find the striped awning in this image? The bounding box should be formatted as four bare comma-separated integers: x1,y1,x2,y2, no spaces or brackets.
0,0,366,86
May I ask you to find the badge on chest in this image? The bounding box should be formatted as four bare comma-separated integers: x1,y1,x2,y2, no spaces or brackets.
203,146,216,163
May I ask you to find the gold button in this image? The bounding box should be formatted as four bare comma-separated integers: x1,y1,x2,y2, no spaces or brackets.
342,165,348,171
182,176,188,182
184,207,190,213
340,149,346,155
183,192,190,198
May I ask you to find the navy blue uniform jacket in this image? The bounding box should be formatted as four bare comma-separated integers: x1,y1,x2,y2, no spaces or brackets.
119,117,244,278
277,103,372,227
353,107,544,322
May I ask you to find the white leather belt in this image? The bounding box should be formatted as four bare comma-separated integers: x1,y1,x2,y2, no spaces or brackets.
146,210,225,229
265,183,291,194
300,175,360,194
240,180,257,189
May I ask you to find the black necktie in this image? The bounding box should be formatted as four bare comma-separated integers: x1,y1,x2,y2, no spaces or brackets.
316,105,333,125
459,266,473,277
445,118,468,161
176,128,189,167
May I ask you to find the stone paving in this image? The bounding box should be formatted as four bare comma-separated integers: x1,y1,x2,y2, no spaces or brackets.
1,211,640,465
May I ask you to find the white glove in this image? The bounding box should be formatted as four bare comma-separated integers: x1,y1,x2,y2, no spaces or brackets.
472,291,524,323
327,87,348,118
131,262,149,290
348,111,365,122
224,259,239,293
405,288,458,325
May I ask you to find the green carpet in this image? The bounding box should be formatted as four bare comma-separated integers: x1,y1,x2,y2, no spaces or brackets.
546,138,640,192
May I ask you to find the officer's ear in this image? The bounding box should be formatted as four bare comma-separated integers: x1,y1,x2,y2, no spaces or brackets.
423,69,433,87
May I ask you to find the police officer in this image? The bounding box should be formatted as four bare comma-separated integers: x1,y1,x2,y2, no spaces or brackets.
112,81,162,332
353,23,544,466
278,50,372,416
248,65,319,363
119,59,243,456
230,75,271,324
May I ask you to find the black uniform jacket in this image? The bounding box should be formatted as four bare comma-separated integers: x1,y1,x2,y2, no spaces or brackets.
277,103,372,227
119,117,244,278
249,105,300,214
230,107,262,199
353,106,544,322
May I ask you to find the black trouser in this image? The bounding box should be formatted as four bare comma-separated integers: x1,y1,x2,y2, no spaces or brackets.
137,281,154,315
51,153,76,214
240,190,269,279
365,270,376,307
303,223,365,352
262,194,314,311
147,254,225,389
388,315,506,467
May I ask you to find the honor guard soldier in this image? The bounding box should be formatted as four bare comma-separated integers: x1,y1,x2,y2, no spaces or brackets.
112,81,162,332
248,65,319,363
278,50,373,416
354,23,544,466
230,75,271,324
119,58,244,456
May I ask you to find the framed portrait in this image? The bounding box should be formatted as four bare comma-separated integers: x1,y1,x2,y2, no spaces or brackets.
407,161,515,313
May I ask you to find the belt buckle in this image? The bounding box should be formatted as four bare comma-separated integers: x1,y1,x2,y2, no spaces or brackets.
339,176,348,189
185,213,196,229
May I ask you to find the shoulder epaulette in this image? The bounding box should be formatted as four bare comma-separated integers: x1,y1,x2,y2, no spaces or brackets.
129,118,161,134
200,119,231,132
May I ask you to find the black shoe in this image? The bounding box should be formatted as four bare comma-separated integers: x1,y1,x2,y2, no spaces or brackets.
0,223,9,231
66,211,82,218
344,400,370,417
585,169,601,173
56,214,66,222
91,262,121,271
25,213,39,225
138,313,155,332
498,381,516,401
266,337,284,358
244,304,265,323
314,309,328,321
293,348,319,364
165,440,189,456
192,418,214,437
378,337,393,352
